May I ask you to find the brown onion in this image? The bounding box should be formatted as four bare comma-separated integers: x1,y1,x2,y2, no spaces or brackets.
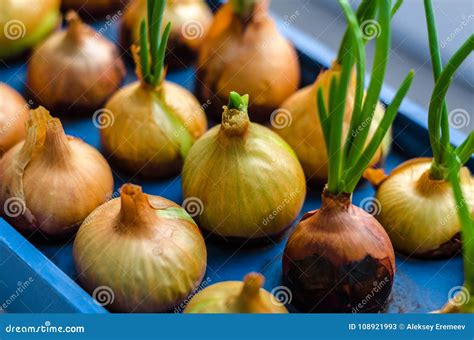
184,273,288,313
196,0,300,122
27,11,126,115
0,83,29,156
121,0,213,67
273,62,390,182
74,183,207,312
0,0,60,60
61,0,129,18
0,107,114,238
283,191,395,312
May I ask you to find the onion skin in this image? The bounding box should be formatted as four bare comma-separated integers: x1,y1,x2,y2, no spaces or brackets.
100,80,207,178
196,1,300,122
273,63,389,182
26,12,126,115
120,0,213,67
0,84,29,156
184,273,288,313
62,0,129,17
181,102,306,239
365,158,474,258
283,191,395,313
73,184,207,313
0,0,60,60
0,107,114,238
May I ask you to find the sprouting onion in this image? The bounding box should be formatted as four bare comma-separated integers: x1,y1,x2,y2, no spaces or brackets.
283,0,414,313
365,0,474,258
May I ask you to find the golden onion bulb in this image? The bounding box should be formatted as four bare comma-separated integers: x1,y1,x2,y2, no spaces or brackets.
182,92,306,239
196,1,300,122
100,78,207,178
273,62,390,182
184,273,288,313
120,0,213,67
27,11,126,115
0,0,60,59
0,107,114,238
62,0,129,18
0,83,29,156
73,183,207,313
365,158,474,258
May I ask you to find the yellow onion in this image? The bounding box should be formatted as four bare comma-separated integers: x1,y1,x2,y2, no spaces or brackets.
196,0,300,122
283,191,396,312
62,0,129,18
365,158,474,258
121,0,213,67
0,83,29,156
0,107,114,238
73,183,207,312
184,273,288,313
27,11,126,115
273,62,390,182
182,92,306,239
0,0,60,60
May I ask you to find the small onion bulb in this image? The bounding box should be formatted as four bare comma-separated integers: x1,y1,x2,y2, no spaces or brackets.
27,11,126,115
0,107,114,238
73,183,207,312
184,273,288,313
0,83,29,156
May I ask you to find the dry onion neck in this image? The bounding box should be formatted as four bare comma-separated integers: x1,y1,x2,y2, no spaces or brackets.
136,0,171,89
424,0,474,180
319,0,414,196
230,0,264,22
220,91,250,137
64,11,84,43
117,184,157,234
44,118,72,166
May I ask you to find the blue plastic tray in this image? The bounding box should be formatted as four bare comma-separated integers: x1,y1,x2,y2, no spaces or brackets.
0,12,470,314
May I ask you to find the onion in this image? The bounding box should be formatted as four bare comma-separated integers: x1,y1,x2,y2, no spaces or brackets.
184,273,288,313
365,158,473,258
121,0,213,67
73,183,207,312
26,11,126,115
100,0,207,178
0,107,114,238
62,0,129,18
0,83,29,156
273,63,390,182
182,92,306,240
283,0,414,313
0,0,60,60
196,0,300,122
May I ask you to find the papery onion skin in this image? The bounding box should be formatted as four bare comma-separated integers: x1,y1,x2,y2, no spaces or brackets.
120,0,213,67
273,63,390,182
0,0,60,60
0,107,114,238
283,191,395,313
26,12,126,115
181,100,306,239
100,80,207,178
73,183,207,313
61,0,129,18
196,1,300,122
365,158,474,258
0,83,29,156
184,273,288,313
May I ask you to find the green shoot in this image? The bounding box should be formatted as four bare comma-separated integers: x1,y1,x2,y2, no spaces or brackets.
227,91,249,112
